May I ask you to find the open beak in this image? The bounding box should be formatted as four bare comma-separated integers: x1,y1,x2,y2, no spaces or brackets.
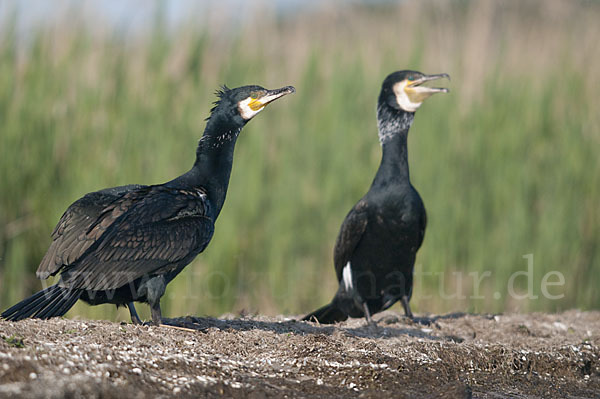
405,73,450,103
249,86,296,111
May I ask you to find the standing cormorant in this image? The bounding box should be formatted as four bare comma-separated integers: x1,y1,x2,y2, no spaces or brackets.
2,84,295,325
303,71,448,324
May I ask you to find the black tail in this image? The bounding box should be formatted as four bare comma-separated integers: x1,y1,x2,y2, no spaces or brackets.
1,285,81,321
302,302,348,324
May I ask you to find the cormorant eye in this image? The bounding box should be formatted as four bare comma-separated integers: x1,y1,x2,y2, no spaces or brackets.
407,76,414,81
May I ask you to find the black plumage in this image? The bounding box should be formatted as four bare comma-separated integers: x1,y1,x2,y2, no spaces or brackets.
303,71,448,324
2,84,295,325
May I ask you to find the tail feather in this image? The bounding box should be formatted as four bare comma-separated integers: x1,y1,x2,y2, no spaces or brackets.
35,288,80,319
1,285,81,321
57,290,82,317
302,302,348,324
8,289,52,320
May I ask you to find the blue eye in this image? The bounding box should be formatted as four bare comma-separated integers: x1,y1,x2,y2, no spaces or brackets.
407,75,414,81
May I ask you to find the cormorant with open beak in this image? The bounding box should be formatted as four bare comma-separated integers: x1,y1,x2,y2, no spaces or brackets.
303,71,449,324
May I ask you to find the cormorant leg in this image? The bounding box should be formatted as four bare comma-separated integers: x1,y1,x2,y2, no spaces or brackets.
150,302,162,326
127,302,142,325
399,295,432,325
401,295,414,319
362,302,375,325
137,275,166,326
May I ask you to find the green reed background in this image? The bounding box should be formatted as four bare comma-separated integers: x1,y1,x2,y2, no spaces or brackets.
0,0,598,321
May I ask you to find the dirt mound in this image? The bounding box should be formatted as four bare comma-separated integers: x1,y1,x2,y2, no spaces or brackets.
1,311,598,398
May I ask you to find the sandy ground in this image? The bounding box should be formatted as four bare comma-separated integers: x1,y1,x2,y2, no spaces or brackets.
0,310,598,398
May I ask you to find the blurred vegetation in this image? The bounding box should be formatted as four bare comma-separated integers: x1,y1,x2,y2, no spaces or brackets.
0,0,598,322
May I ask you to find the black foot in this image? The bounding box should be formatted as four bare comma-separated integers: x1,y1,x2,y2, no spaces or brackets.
378,315,400,325
411,316,432,326
142,318,167,327
408,316,441,329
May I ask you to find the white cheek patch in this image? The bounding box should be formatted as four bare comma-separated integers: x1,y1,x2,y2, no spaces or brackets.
393,81,422,112
342,262,354,291
238,97,264,120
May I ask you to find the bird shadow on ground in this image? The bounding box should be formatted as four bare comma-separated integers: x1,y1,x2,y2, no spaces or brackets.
162,312,474,342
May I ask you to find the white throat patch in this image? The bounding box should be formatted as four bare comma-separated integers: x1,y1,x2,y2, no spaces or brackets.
393,81,422,113
238,97,264,120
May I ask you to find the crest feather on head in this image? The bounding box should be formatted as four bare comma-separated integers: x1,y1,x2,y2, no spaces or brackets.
207,85,232,120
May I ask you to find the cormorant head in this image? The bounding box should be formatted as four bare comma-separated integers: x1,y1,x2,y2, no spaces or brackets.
210,85,296,128
379,70,449,113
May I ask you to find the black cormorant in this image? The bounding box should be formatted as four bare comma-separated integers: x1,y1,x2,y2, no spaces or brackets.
303,70,448,324
2,84,295,325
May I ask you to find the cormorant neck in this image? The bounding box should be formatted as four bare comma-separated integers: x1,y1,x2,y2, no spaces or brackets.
169,114,244,218
373,105,414,187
